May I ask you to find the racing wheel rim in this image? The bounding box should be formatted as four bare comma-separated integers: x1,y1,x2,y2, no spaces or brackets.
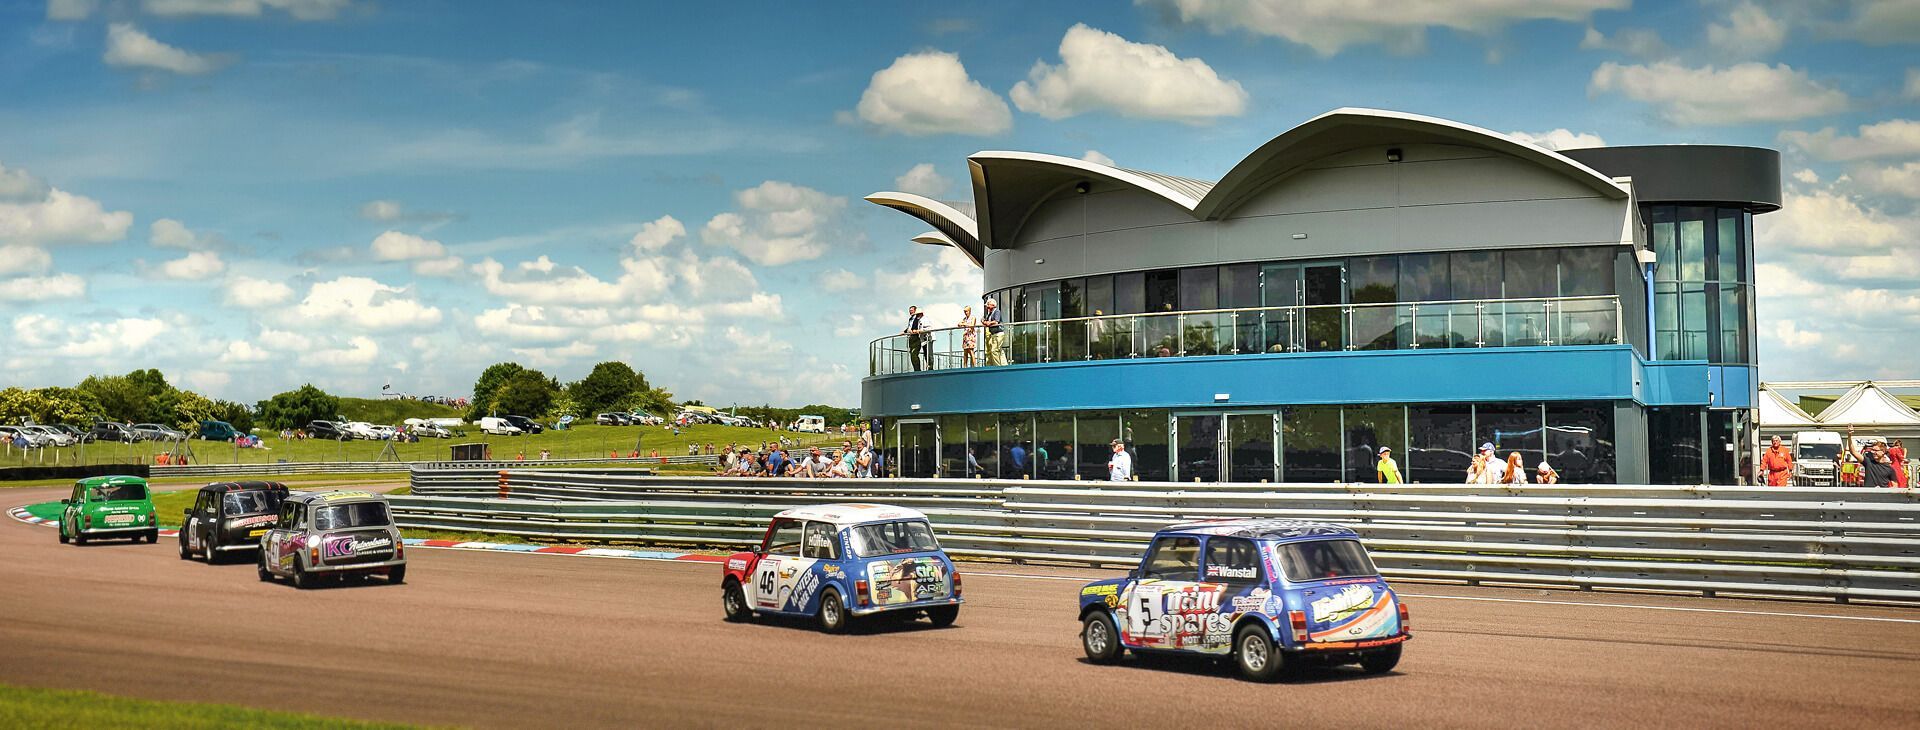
1239,633,1270,673
822,595,842,626
1085,617,1111,655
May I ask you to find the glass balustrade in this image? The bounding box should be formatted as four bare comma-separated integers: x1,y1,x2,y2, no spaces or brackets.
868,295,1621,376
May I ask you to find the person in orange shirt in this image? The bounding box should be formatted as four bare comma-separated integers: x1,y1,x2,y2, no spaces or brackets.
1761,435,1794,486
1890,439,1909,488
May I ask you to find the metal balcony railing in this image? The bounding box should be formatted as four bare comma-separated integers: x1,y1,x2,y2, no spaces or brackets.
868,295,1622,377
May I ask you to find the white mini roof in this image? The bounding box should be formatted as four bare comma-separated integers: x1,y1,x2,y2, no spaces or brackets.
1817,382,1920,427
773,503,928,526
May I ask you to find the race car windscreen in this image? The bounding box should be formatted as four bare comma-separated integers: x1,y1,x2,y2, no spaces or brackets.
850,520,941,557
222,490,282,516
91,484,147,502
313,502,391,530
1274,539,1378,582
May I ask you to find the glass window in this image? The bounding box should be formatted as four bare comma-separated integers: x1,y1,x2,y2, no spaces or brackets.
1076,412,1120,481
1681,284,1709,360
1220,264,1260,308
1141,536,1201,581
1502,248,1556,299
802,521,841,560
969,414,998,479
1715,210,1739,283
1179,267,1217,311
1035,411,1074,480
1407,405,1473,483
1085,275,1114,318
763,518,803,555
1649,206,1676,283
1546,402,1615,484
1343,405,1405,483
1001,413,1032,479
1648,406,1703,485
1006,286,1025,323
1398,253,1448,302
849,520,941,557
1476,403,1544,477
1282,406,1341,483
1122,410,1170,482
1448,251,1500,300
1558,247,1614,298
1679,208,1707,281
313,502,391,530
222,490,280,516
1145,270,1179,313
1114,272,1145,315
1060,278,1084,319
1350,256,1398,351
939,413,967,478
1719,284,1747,363
1275,539,1378,582
1204,537,1264,584
91,483,147,502
277,502,297,529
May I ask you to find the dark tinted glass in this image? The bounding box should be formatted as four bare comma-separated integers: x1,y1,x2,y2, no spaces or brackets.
1546,402,1615,483
1282,406,1341,482
1123,410,1170,482
1142,536,1200,580
1114,272,1145,314
1077,412,1119,480
1085,275,1114,316
1502,248,1556,299
1178,267,1217,311
313,502,391,530
1449,251,1500,299
1407,405,1473,483
1145,270,1179,312
1343,405,1404,483
1648,406,1703,484
1060,279,1084,319
1277,539,1377,582
1219,264,1260,308
1398,253,1448,302
1349,256,1397,303
1558,247,1614,297
1204,537,1264,583
1476,403,1544,475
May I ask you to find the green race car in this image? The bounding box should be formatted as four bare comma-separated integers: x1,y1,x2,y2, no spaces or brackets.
59,475,159,545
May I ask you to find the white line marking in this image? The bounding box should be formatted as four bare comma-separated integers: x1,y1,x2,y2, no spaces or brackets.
1396,593,1920,624
966,570,1099,582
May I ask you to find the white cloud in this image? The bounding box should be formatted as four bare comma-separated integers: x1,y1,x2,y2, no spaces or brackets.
1707,2,1787,59
1772,319,1824,349
700,180,845,266
893,163,951,198
670,248,759,301
1578,25,1668,59
370,230,447,260
1792,169,1820,184
219,340,273,364
1759,189,1907,253
1080,149,1116,166
1907,68,1920,99
46,0,98,20
472,304,577,343
1010,24,1246,124
0,162,50,202
139,0,353,21
0,245,52,276
627,214,685,253
1507,129,1607,151
156,250,226,280
359,199,402,221
412,256,464,277
0,273,86,301
854,51,1012,136
1144,0,1627,56
472,256,626,305
147,217,224,250
1589,61,1847,125
103,23,234,75
821,269,862,292
1754,263,1824,298
1851,161,1920,199
13,316,168,358
223,276,294,307
295,276,443,330
1779,119,1920,161
511,341,597,367
308,335,379,367
0,185,133,246
256,326,310,351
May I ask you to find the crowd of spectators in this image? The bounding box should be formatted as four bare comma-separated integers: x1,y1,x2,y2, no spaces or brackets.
716,428,886,478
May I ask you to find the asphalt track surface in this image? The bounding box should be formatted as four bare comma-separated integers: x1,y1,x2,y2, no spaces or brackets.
4,484,1919,729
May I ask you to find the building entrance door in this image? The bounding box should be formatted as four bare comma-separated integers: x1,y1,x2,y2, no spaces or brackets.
895,419,938,478
1260,263,1346,352
1173,411,1279,483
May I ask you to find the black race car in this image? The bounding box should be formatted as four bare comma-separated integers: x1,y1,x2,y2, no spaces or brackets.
178,481,291,564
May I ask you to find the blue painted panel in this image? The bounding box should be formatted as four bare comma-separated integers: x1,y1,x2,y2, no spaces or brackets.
1710,365,1756,409
863,346,1684,417
1638,360,1712,406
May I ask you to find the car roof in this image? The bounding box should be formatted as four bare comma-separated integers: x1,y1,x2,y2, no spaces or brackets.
1158,519,1359,542
773,503,927,526
77,475,148,487
199,480,290,493
287,490,384,505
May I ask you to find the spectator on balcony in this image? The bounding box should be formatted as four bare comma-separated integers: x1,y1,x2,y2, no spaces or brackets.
1375,447,1401,484
1009,440,1029,477
904,306,930,371
1502,452,1527,485
1108,439,1133,481
1536,460,1561,484
959,305,979,367
982,298,1007,366
1762,435,1795,486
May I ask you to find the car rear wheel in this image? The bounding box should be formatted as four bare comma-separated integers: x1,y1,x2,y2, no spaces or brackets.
721,579,750,622
817,590,849,634
1235,625,1286,682
145,530,158,544
1359,644,1402,674
1081,611,1123,664
388,565,407,585
926,605,959,628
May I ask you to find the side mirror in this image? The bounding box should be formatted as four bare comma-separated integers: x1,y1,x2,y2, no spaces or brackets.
183,508,192,515
60,499,70,505
1127,568,1141,580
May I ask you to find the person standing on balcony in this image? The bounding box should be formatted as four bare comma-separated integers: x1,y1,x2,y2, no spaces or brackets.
982,298,1007,365
959,305,979,367
1762,435,1795,486
1375,447,1402,484
1108,439,1133,481
1503,452,1527,485
904,306,929,371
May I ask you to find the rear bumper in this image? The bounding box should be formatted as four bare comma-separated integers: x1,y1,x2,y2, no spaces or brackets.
850,597,961,617
309,558,405,573
216,543,261,552
1298,633,1409,652
81,525,154,536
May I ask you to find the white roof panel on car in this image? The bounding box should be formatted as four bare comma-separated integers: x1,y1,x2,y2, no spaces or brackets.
773,503,927,526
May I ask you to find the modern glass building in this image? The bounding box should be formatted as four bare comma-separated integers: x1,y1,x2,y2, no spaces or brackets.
861,109,1780,485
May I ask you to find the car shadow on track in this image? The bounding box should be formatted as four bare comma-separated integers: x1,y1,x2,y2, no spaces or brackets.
1077,653,1399,685
738,613,958,636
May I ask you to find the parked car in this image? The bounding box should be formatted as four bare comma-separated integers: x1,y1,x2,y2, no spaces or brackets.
305,420,347,440
59,475,158,545
502,415,544,435
258,491,407,588
1076,519,1409,681
131,423,186,441
403,418,453,438
90,421,136,443
721,504,961,632
340,421,380,440
0,425,47,447
52,424,93,444
367,424,398,440
596,412,632,426
477,417,522,436
26,425,77,447
197,420,238,441
178,481,290,563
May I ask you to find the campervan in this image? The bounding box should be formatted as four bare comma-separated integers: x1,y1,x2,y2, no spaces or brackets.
792,415,827,434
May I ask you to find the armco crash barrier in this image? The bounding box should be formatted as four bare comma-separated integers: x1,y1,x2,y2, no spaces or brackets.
398,467,1920,603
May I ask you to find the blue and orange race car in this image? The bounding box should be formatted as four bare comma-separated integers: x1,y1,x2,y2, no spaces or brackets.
721,504,962,632
1078,519,1408,681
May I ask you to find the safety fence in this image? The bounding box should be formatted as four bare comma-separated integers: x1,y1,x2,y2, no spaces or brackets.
395,468,1920,603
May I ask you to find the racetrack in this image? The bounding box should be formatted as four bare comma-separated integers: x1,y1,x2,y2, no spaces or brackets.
3,484,1918,729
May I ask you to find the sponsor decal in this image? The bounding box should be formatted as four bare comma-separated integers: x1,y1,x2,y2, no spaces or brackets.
321,491,375,501
1120,582,1236,654
1081,584,1118,597
322,534,394,560
1206,564,1257,580
869,558,948,606
1230,587,1273,613
790,568,822,612
248,529,268,538
232,515,276,528
727,558,748,570
1310,584,1375,623
823,564,845,578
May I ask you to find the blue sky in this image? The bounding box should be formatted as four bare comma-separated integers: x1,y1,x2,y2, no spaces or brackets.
1,0,1916,406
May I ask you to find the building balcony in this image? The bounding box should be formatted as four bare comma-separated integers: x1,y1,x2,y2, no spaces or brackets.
869,295,1622,377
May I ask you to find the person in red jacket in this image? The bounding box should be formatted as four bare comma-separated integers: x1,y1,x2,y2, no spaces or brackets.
1890,439,1909,488
1761,435,1794,486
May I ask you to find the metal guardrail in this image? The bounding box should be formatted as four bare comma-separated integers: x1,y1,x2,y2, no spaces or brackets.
395,470,1920,603
154,455,717,480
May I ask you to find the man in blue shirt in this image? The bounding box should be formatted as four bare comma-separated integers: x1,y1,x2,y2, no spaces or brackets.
1009,441,1028,477
765,446,788,477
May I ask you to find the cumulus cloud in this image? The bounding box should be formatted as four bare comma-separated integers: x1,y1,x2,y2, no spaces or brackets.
510,341,598,367
1143,0,1626,56
1508,129,1607,151
308,335,379,367
0,245,52,276
821,269,862,292
0,176,133,246
1779,119,1920,161
627,214,685,253
147,217,226,250
1589,61,1847,125
411,256,464,277
223,276,294,307
0,273,86,301
139,0,354,21
294,276,443,330
854,51,1012,136
1851,161,1920,199
1706,1,1787,59
1771,319,1825,349
0,162,50,202
472,256,626,305
1010,24,1246,123
1578,25,1668,59
155,250,226,280
1759,189,1908,253
473,304,578,343
700,180,845,266
359,200,402,221
9,315,167,359
46,0,98,20
1080,150,1116,166
103,23,234,75
893,163,951,198
369,230,447,260
219,340,273,364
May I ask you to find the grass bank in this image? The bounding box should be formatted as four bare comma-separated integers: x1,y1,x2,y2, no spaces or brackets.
0,684,429,729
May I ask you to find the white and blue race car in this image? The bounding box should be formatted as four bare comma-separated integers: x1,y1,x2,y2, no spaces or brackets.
721,504,962,632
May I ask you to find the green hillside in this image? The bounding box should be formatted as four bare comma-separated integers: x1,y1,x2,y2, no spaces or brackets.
335,397,464,425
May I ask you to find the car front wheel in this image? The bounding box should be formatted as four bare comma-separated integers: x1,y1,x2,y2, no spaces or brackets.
58,525,69,545
1081,611,1123,664
722,579,751,622
177,533,190,559
257,554,274,582
1359,644,1402,675
1235,625,1286,682
817,590,849,634
291,558,311,589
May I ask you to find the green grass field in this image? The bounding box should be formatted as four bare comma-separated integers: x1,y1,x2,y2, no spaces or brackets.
0,684,429,729
0,423,844,468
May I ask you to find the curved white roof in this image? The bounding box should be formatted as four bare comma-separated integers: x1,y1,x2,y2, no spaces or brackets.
1758,387,1818,428
1816,382,1920,427
773,503,928,526
863,192,982,267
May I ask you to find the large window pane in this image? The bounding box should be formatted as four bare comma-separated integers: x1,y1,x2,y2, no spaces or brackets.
1227,413,1277,482
1145,270,1178,313
1559,247,1615,297
1502,248,1556,299
1035,411,1074,480
1546,402,1614,484
1220,264,1260,307
1679,209,1707,281
968,413,998,478
1001,413,1032,479
1343,405,1405,483
1085,275,1114,318
939,413,967,478
1114,272,1144,315
1399,253,1448,302
1407,405,1473,483
1719,285,1746,363
1715,211,1738,283
1350,256,1398,351
1179,267,1218,311
1476,403,1544,477
1122,410,1169,482
1648,406,1703,485
1681,284,1708,360
1650,206,1676,283
1282,406,1341,482
1060,279,1086,361
1077,412,1120,481
1449,251,1501,300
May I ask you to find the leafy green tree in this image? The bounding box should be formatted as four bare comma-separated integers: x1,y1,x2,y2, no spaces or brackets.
467,362,528,420
626,386,675,416
170,390,221,429
0,387,106,425
214,400,255,433
490,369,560,418
76,374,155,423
566,361,642,416
256,385,341,430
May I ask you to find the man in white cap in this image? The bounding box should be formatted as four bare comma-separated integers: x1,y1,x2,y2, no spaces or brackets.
1375,446,1402,484
1479,442,1507,484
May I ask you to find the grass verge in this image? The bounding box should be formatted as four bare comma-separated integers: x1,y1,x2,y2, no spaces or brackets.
0,684,429,729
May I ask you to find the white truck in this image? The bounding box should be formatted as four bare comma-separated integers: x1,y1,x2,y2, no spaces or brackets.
792,415,826,434
1792,431,1843,486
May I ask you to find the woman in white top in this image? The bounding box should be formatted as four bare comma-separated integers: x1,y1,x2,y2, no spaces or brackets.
959,306,979,367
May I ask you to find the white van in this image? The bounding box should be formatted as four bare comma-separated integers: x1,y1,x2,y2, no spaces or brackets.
792,415,826,434
478,417,523,436
1791,430,1842,485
